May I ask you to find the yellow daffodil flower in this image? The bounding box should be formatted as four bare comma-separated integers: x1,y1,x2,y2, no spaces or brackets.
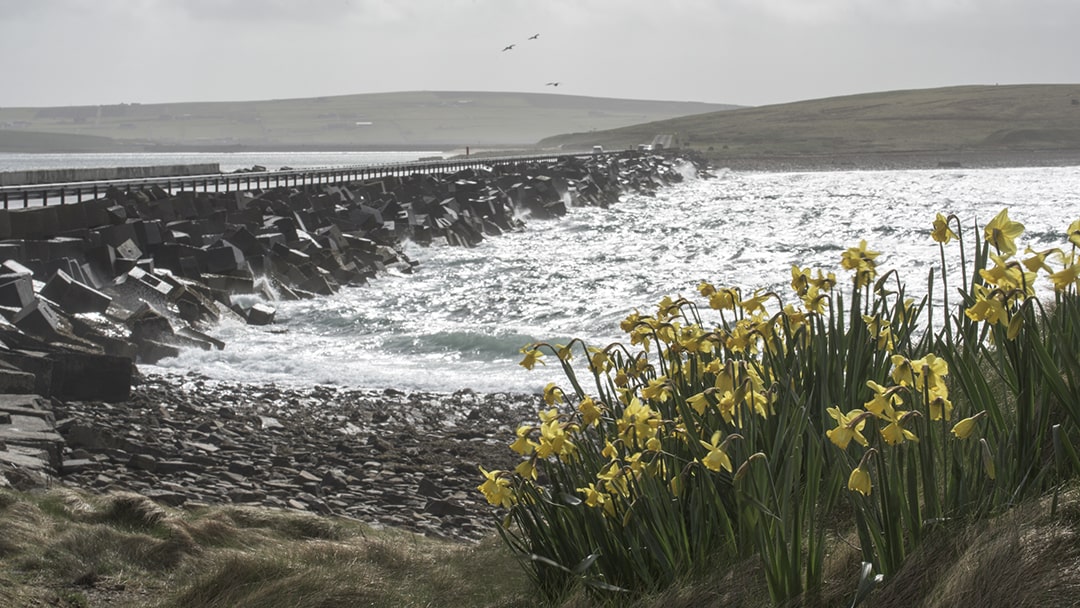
577,482,615,516
641,376,673,403
477,467,515,508
965,284,1009,325
848,465,872,496
589,348,611,372
1022,246,1061,274
578,396,603,426
1069,219,1080,248
826,407,870,449
841,239,881,289
617,398,661,447
543,383,564,405
810,269,837,292
699,430,734,473
1050,262,1080,292
515,459,537,480
801,286,828,314
791,265,812,296
848,449,876,496
889,355,917,388
928,393,954,422
597,461,629,497
909,353,949,395
1007,314,1024,340
656,295,679,321
865,380,904,417
509,425,535,455
687,391,710,416
880,409,919,445
708,287,738,311
951,411,985,439
602,440,619,460
979,254,1036,295
518,347,544,370
740,290,770,315
984,208,1024,258
932,212,958,244
698,281,717,297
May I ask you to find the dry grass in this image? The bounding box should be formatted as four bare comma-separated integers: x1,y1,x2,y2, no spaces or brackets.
872,487,1080,608
2,484,1080,607
0,487,532,608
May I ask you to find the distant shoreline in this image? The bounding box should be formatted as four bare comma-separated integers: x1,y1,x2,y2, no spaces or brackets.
702,148,1080,172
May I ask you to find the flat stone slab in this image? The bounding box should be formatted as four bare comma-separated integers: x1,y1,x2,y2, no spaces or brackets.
0,444,51,471
0,394,53,421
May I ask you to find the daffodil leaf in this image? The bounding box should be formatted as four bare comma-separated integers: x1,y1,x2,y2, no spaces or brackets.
851,561,882,608
560,493,582,506
527,553,573,573
571,552,600,575
584,579,630,593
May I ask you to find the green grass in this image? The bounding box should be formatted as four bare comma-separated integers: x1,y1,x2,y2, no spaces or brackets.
0,91,735,152
539,84,1080,159
6,84,1080,158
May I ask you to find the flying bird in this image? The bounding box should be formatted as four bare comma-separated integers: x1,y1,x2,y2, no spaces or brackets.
528,33,540,40
546,82,560,87
502,44,515,51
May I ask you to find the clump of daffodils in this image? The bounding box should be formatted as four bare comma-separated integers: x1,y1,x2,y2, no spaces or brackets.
478,210,1080,603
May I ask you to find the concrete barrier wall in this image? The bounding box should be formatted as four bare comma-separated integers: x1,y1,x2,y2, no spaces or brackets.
0,164,221,187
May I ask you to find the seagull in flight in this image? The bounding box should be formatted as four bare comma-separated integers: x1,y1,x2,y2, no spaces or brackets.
502,44,515,51
528,33,540,40
546,82,560,87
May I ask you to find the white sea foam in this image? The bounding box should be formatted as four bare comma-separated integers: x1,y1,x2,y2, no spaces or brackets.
137,164,1080,394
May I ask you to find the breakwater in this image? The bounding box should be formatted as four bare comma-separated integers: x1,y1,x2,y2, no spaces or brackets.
0,150,700,496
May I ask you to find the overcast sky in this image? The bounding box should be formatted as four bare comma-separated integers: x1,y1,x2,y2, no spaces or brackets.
2,0,1079,109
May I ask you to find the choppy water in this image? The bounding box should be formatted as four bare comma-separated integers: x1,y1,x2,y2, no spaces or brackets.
131,162,1080,395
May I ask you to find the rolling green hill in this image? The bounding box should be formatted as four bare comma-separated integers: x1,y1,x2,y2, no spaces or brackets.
540,84,1080,161
0,91,736,152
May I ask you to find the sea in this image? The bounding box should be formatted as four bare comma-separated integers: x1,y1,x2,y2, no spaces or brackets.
5,152,1080,396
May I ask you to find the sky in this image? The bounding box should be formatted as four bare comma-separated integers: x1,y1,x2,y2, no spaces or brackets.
2,0,1079,109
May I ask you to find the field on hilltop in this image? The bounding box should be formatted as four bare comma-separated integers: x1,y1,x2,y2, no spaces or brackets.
541,84,1080,165
0,91,735,153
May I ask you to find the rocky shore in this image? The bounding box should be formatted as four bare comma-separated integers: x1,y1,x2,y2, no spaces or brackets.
52,372,541,542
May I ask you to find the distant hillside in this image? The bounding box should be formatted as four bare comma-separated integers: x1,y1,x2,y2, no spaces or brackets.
0,91,737,153
540,84,1080,161
0,129,129,153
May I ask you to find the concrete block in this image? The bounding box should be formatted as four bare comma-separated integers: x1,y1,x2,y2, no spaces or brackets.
0,274,35,308
115,238,143,261
245,302,276,325
40,269,112,314
0,350,53,397
0,364,36,394
12,298,65,339
49,351,132,403
202,243,244,274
